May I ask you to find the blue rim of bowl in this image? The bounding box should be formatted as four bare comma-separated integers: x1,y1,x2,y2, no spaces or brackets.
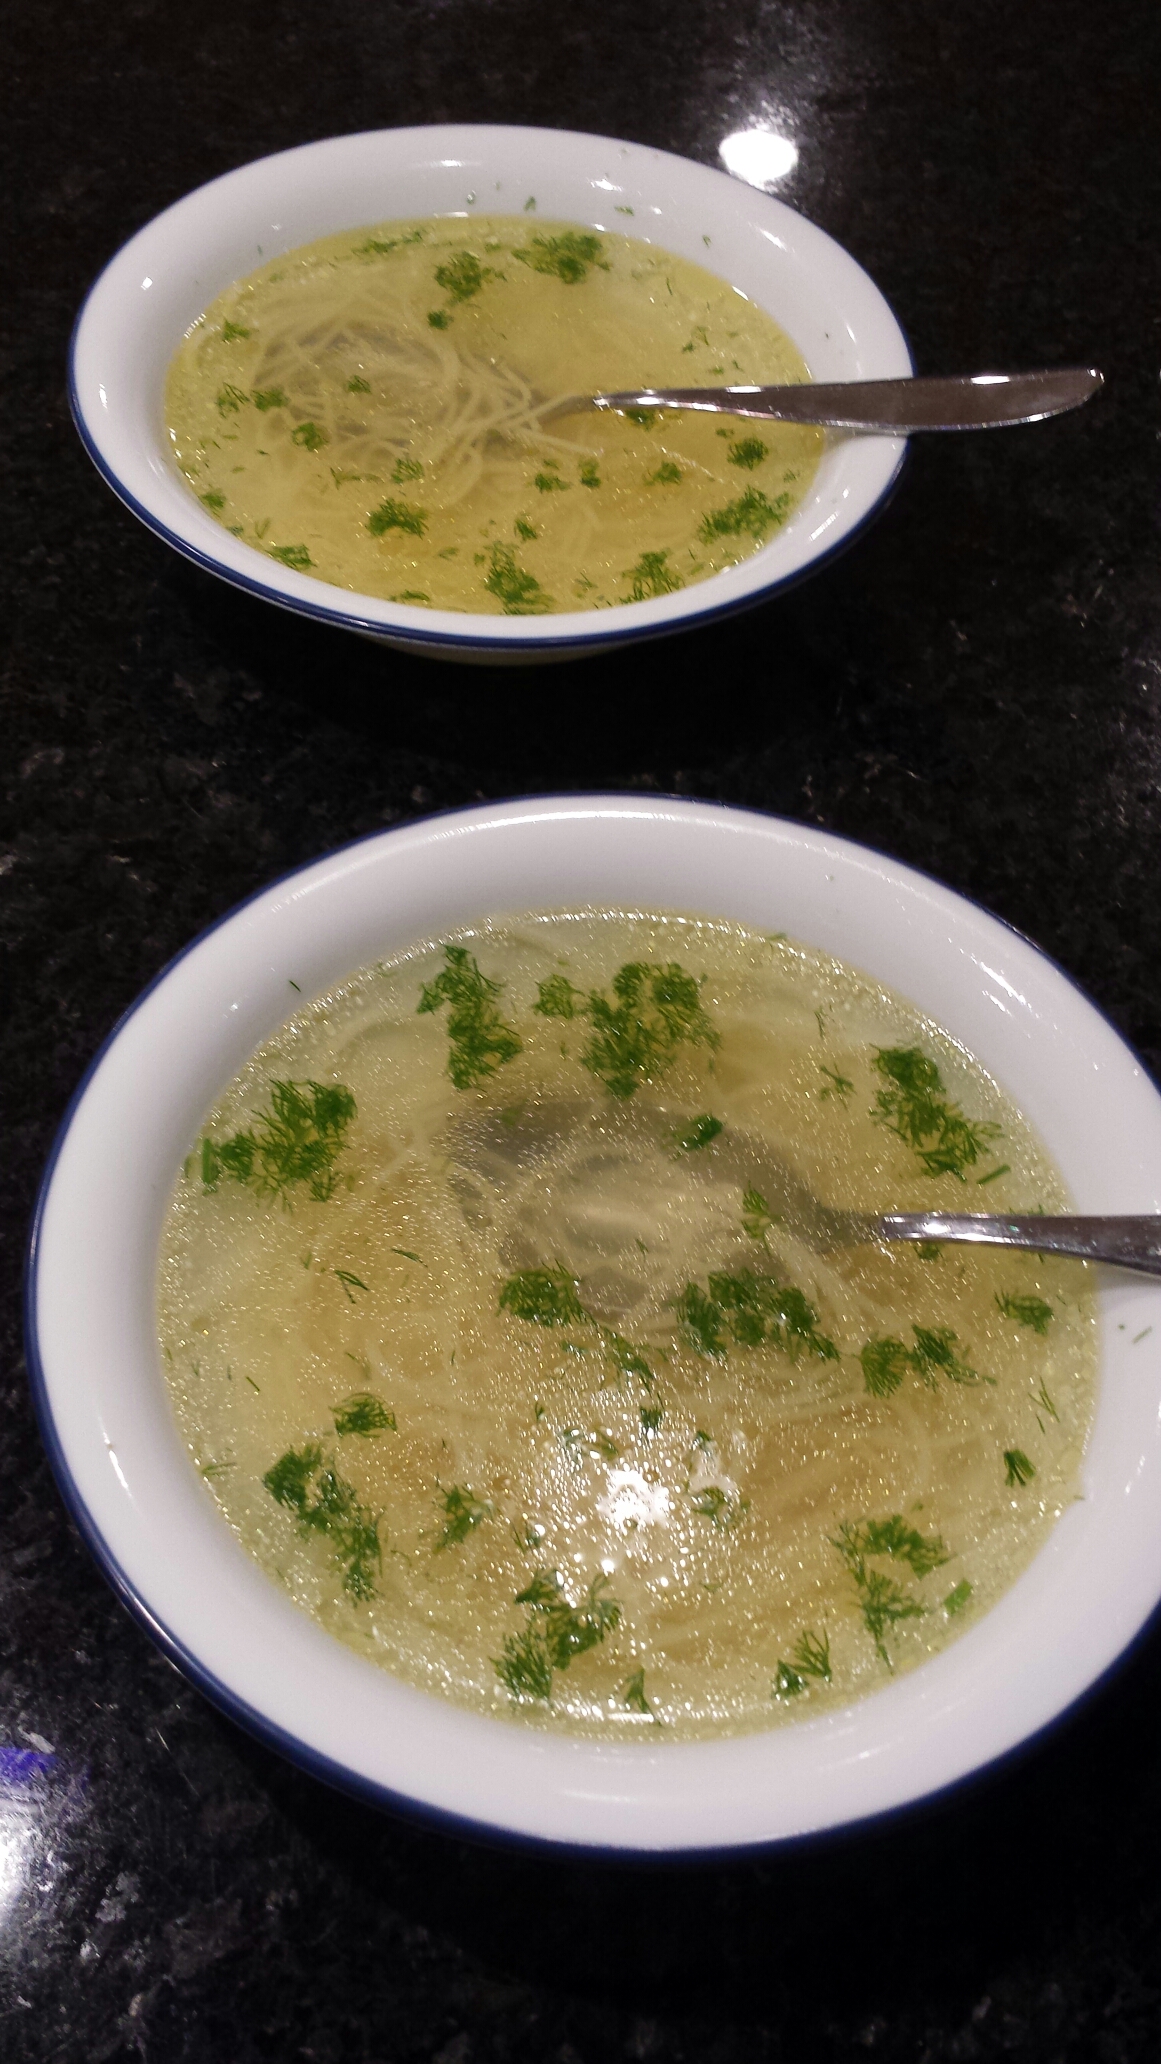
27,793,1141,1860
66,155,914,657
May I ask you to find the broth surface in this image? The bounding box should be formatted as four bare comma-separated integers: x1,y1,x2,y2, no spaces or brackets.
158,912,1096,1739
164,217,821,614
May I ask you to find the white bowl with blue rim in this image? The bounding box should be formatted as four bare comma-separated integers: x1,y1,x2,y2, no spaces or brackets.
69,124,910,667
26,796,1161,1853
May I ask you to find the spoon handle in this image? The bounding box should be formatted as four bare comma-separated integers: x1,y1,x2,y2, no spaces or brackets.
860,1213,1161,1276
571,367,1103,432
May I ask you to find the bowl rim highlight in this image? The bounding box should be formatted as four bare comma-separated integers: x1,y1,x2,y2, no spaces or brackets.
68,123,912,661
27,795,1161,1854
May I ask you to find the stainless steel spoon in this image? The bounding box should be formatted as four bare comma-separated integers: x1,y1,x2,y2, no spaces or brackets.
812,1212,1161,1277
542,366,1103,432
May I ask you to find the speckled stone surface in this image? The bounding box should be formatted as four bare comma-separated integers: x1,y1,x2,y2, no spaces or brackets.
4,2,1161,2057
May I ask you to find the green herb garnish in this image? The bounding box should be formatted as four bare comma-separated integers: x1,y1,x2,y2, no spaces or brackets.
871,1047,1002,1180
291,420,327,451
221,320,250,341
996,1292,1054,1334
332,1393,395,1436
482,542,552,614
673,1113,723,1151
435,1484,493,1549
1003,1448,1036,1488
579,460,601,487
818,1064,853,1101
677,1269,839,1364
622,548,683,600
698,487,789,542
417,944,522,1089
499,1268,655,1390
646,460,682,485
535,959,717,1099
215,384,249,416
689,1483,750,1530
346,375,371,393
200,1080,355,1203
269,542,313,569
728,437,768,470
741,1187,777,1241
367,496,427,538
944,1579,973,1616
622,1667,656,1716
200,490,225,513
264,1443,381,1599
391,456,423,483
513,230,608,283
860,1325,988,1395
773,1628,831,1698
433,250,497,303
252,387,287,411
833,1516,948,1667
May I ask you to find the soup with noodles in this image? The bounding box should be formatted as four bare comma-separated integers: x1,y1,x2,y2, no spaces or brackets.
157,911,1096,1740
164,217,822,614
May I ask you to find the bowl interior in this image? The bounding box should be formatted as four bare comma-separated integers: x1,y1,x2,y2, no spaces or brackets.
70,125,910,651
29,798,1161,1852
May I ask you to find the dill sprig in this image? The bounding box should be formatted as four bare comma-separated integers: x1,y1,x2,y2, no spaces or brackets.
672,1113,723,1151
688,1483,750,1530
773,1628,831,1698
332,1393,395,1436
677,1269,839,1364
859,1324,989,1396
996,1292,1054,1334
417,944,522,1089
741,1186,778,1241
535,959,718,1100
434,1484,493,1550
482,542,552,614
622,1667,656,1717
494,1568,621,1700
622,549,683,599
200,1080,356,1204
263,1443,381,1600
871,1047,1002,1180
513,231,608,283
499,1268,656,1390
1003,1448,1036,1488
698,487,790,542
433,250,498,303
833,1516,949,1667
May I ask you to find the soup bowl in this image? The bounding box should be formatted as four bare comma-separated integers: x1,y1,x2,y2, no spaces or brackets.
69,124,910,666
27,795,1161,1853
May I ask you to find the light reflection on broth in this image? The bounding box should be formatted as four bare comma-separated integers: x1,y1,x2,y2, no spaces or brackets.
164,218,822,614
157,911,1095,1739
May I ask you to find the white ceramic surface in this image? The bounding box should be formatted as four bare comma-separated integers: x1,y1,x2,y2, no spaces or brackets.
69,125,911,665
28,797,1161,1852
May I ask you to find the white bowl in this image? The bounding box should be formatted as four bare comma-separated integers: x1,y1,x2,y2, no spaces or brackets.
69,124,911,666
28,797,1161,1853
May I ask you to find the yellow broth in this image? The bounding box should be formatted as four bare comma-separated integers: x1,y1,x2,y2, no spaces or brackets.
157,911,1095,1739
164,217,822,614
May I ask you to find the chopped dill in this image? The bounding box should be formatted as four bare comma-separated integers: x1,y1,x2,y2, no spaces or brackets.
916,1241,942,1260
200,1079,356,1204
728,437,768,470
514,515,537,540
673,1113,723,1151
482,542,552,614
494,1568,620,1700
435,1484,493,1549
332,1393,395,1436
819,1064,853,1101
417,943,522,1088
624,407,658,428
391,456,423,483
1134,1326,1154,1345
860,1325,987,1396
269,542,313,569
499,1266,587,1327
689,1484,750,1529
200,490,225,513
333,1268,368,1301
1033,1376,1059,1426
647,460,682,485
977,1164,1010,1186
871,1047,1001,1179
579,460,601,487
199,1458,235,1479
433,250,498,302
678,1269,839,1363
774,1628,831,1697
833,1515,948,1666
534,468,569,492
741,1187,777,1241
623,548,683,599
427,309,451,329
944,1579,973,1616
392,1247,422,1263
263,1443,381,1600
367,496,427,537
215,384,249,415
252,387,287,411
548,959,718,1099
997,1292,1054,1333
221,319,250,341
291,420,327,451
640,1406,663,1435
1004,1448,1036,1488
494,1623,554,1699
698,487,790,542
622,1668,655,1716
513,230,608,283
346,375,371,393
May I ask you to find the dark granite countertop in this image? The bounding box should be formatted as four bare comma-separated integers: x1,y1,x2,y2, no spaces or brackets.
4,2,1161,2057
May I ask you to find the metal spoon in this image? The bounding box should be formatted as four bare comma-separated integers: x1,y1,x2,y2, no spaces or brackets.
808,1212,1161,1277
542,366,1103,432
